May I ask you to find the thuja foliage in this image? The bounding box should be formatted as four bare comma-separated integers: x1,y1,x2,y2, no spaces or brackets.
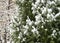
12,0,60,43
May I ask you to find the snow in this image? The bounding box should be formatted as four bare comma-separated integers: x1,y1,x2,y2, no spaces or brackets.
54,0,57,2
51,30,56,37
37,7,40,9
47,13,51,19
18,33,20,39
53,30,56,34
48,8,52,14
35,21,40,25
19,0,24,3
45,29,48,31
26,16,33,26
32,10,36,14
51,33,54,36
34,14,42,25
54,12,60,18
35,14,41,21
22,38,26,41
32,26,36,32
35,0,40,5
31,7,35,10
41,25,44,28
32,0,40,15
47,1,55,5
32,26,39,34
24,30,27,34
23,25,29,29
41,0,45,3
51,1,55,4
41,7,47,14
23,25,29,34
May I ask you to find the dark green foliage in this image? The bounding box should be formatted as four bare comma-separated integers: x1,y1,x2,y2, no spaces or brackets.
12,0,60,43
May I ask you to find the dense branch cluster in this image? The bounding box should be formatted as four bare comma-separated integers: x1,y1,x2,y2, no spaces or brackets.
12,0,60,43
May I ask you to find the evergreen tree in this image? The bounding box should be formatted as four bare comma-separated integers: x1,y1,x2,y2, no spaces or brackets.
12,0,60,43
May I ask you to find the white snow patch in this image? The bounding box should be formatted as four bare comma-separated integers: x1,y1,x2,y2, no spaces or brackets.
32,26,39,34
26,16,33,26
54,12,60,18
